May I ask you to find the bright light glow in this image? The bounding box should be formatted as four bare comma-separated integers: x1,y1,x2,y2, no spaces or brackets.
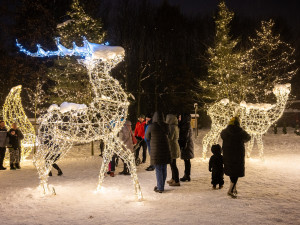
2,85,36,161
17,38,143,200
202,84,291,159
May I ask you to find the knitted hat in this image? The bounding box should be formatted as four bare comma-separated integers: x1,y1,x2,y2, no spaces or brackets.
229,116,240,126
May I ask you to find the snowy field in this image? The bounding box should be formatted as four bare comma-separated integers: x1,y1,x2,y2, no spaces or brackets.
0,128,299,225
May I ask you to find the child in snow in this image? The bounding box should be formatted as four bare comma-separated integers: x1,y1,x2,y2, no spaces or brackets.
209,144,224,189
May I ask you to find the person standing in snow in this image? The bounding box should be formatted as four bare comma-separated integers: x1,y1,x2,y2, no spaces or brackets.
119,120,134,175
134,114,147,164
178,114,194,182
7,123,24,170
0,121,9,170
145,111,171,193
166,114,180,186
221,117,251,198
209,144,224,189
144,114,155,171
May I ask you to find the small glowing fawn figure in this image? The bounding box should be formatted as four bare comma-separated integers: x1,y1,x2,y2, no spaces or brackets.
17,37,143,200
202,84,291,160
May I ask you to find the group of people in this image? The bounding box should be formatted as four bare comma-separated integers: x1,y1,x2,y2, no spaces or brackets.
113,113,251,198
0,112,251,199
0,121,24,170
107,112,194,192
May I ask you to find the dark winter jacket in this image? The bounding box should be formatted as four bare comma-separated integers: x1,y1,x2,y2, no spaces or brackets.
221,125,251,177
8,128,24,149
179,114,194,160
0,127,8,148
166,114,180,159
209,146,224,177
145,112,171,165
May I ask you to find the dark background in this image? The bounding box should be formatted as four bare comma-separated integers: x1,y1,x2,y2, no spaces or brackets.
0,0,299,126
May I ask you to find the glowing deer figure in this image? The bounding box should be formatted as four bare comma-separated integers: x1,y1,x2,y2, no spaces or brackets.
17,37,143,200
202,84,291,159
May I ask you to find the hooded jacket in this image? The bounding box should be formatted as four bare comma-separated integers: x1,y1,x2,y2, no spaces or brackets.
179,114,194,160
166,114,180,159
145,112,171,165
119,120,134,152
221,125,251,177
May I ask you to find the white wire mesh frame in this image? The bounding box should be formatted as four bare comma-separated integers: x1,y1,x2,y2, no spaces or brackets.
33,57,143,200
202,85,291,159
3,85,36,161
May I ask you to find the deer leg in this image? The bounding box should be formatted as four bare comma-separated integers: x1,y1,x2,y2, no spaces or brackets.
33,139,73,194
113,139,143,200
96,142,114,192
256,135,264,160
246,135,255,158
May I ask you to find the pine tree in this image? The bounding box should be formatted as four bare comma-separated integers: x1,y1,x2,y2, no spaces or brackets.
47,0,106,105
199,1,249,103
247,19,297,102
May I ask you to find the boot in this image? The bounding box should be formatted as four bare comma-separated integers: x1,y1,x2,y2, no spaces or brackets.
110,172,115,177
15,163,21,169
219,185,224,189
233,184,237,194
57,170,63,176
0,166,6,170
10,163,16,170
169,181,180,186
180,175,191,182
49,171,52,176
227,182,237,198
167,179,174,184
212,185,217,189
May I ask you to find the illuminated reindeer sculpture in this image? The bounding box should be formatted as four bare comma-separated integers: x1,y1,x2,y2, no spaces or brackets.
202,84,291,159
17,37,143,200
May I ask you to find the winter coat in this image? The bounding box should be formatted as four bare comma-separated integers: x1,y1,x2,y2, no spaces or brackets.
8,128,24,149
166,114,180,159
119,120,134,152
144,120,152,151
209,154,224,177
145,112,171,165
134,121,146,139
221,125,251,177
179,114,194,160
0,127,8,148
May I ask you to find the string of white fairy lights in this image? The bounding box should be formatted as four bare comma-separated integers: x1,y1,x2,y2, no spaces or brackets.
202,84,291,159
17,37,143,200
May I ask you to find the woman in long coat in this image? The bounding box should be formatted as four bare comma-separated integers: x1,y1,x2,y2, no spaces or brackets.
178,114,194,182
221,117,251,198
119,120,134,175
145,112,171,193
166,114,180,186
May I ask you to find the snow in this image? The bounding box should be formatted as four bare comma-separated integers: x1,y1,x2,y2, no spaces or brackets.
56,20,73,28
48,102,87,113
1,128,300,225
89,43,125,60
220,98,230,105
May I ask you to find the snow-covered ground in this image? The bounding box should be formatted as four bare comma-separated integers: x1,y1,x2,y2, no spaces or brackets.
0,128,299,225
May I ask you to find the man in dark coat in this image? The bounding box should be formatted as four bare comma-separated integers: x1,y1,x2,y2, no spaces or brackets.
7,123,24,170
145,112,171,193
0,121,9,170
221,117,251,198
178,113,194,182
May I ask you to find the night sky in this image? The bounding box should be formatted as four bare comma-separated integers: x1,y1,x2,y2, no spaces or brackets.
153,0,300,30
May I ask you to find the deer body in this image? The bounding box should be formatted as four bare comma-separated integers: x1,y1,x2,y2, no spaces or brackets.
17,38,143,200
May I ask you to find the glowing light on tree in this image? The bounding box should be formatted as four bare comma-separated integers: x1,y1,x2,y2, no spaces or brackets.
17,37,143,201
202,84,291,159
3,85,36,160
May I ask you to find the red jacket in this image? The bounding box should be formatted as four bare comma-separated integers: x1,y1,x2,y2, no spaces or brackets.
134,121,146,139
